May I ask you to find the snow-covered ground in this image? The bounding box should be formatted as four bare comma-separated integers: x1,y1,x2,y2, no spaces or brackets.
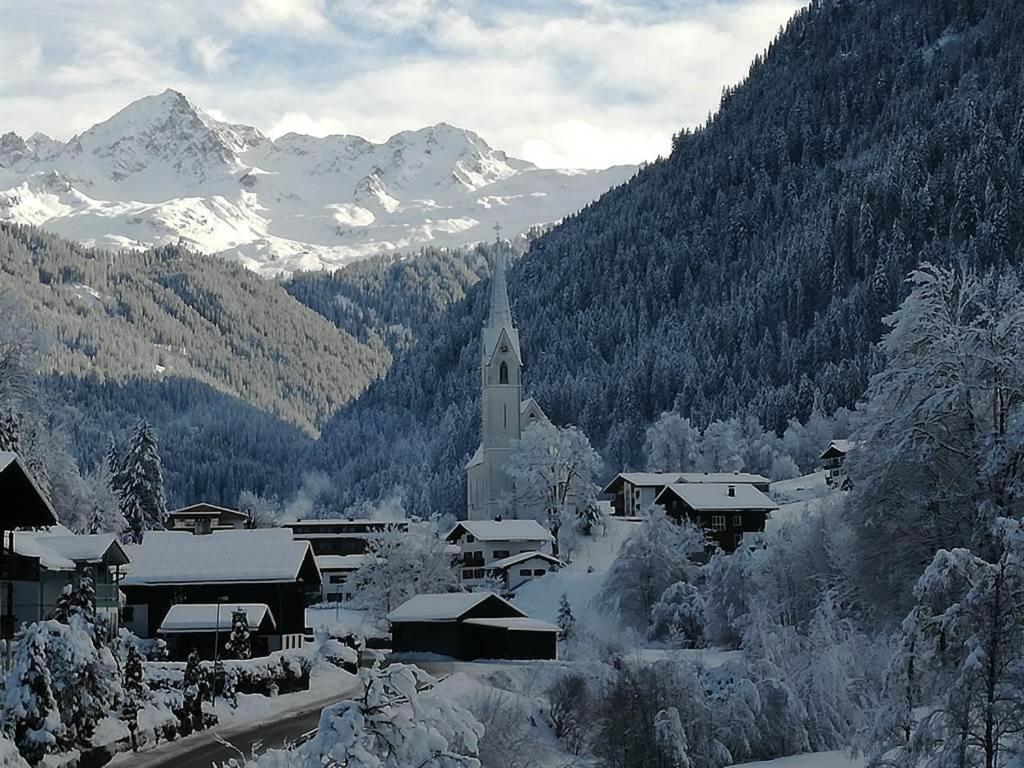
0,90,635,276
728,752,865,768
767,471,837,532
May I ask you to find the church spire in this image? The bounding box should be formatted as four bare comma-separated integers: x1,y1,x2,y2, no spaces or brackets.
488,239,513,331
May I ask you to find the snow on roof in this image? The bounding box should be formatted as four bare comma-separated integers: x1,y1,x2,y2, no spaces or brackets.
159,603,275,634
488,551,563,571
121,529,314,585
678,472,770,485
465,445,483,470
520,398,547,421
616,472,682,487
387,592,526,623
13,534,76,570
288,518,405,527
33,534,129,565
819,439,859,459
447,519,554,543
462,617,561,632
657,483,779,512
315,554,371,571
167,503,249,520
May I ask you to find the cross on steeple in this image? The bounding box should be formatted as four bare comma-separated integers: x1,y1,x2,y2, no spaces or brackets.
493,222,502,242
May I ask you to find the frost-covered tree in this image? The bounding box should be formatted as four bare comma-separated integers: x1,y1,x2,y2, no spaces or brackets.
871,518,1024,768
556,593,576,638
122,644,148,750
846,264,1024,613
505,421,602,532
235,664,483,768
644,412,701,472
86,459,126,535
224,608,252,660
1,623,61,764
51,569,96,627
697,419,744,472
598,508,705,631
120,420,167,543
181,650,206,734
237,490,281,529
654,707,692,768
0,737,30,768
649,581,705,647
352,519,459,618
704,546,756,648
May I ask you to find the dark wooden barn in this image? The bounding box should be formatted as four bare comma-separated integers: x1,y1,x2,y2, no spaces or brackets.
387,592,558,661
655,482,779,552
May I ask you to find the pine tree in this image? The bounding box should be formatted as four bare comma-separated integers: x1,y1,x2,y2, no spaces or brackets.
120,420,167,543
0,624,62,764
51,569,96,627
0,410,20,453
181,650,205,734
224,608,251,660
556,593,575,638
122,644,147,751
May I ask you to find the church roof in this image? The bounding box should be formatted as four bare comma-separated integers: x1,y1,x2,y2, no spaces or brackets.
446,519,554,543
482,248,521,363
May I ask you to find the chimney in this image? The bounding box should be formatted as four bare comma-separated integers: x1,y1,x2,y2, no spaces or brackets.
727,485,736,497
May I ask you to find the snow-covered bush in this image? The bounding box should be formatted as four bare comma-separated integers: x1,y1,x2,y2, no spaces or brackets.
1,623,62,763
598,507,704,630
122,644,149,750
649,581,705,647
145,651,313,697
228,664,483,768
310,625,358,672
703,546,755,649
0,737,29,768
224,608,252,660
547,672,590,755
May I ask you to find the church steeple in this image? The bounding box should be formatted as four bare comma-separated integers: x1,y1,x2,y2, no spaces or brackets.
482,237,521,364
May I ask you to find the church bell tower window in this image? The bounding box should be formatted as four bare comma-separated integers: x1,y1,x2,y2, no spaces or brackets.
499,360,509,384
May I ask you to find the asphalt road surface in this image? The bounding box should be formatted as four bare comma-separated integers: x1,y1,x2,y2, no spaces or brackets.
131,682,361,768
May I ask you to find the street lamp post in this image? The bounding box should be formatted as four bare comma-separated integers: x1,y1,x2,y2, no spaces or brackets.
213,595,229,691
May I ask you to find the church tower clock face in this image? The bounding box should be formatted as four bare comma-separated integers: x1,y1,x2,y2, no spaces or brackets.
500,343,509,354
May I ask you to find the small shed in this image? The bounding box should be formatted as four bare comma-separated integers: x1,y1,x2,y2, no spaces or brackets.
387,592,558,661
158,603,276,660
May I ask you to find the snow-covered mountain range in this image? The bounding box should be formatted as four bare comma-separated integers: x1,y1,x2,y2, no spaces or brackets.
0,90,635,275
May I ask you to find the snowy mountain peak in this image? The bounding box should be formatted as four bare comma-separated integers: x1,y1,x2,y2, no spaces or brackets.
0,90,635,275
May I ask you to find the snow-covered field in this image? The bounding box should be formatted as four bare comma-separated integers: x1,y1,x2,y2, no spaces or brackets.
728,752,865,768
0,90,635,275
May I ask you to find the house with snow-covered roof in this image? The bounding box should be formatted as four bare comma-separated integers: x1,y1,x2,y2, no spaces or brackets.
603,470,772,516
120,528,320,652
315,554,371,603
166,502,249,534
158,602,277,660
387,592,558,660
820,439,859,489
446,519,554,590
655,482,779,552
486,551,563,592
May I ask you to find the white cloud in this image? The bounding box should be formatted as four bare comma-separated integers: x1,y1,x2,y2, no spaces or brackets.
0,0,806,169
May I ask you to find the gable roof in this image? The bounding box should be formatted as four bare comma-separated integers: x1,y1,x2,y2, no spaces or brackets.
819,440,859,460
487,551,563,571
656,483,779,512
159,603,276,634
520,398,548,422
602,472,682,494
446,519,554,543
462,617,560,632
387,591,526,623
33,534,130,566
0,451,58,529
677,472,770,485
121,529,317,586
167,503,249,521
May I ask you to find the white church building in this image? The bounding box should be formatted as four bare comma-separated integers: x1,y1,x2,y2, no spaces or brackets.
465,245,548,520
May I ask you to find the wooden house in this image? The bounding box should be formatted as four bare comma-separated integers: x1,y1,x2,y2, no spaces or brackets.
166,503,249,534
446,519,554,590
121,529,320,651
655,482,779,552
603,471,772,516
387,592,558,660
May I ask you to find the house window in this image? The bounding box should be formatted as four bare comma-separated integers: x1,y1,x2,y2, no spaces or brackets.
733,515,742,527
329,575,347,584
463,569,476,579
519,569,532,576
499,361,509,384
533,569,547,576
712,515,726,531
466,534,475,543
473,569,485,579
494,550,510,560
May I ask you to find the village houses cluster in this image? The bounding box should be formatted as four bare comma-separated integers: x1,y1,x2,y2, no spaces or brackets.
0,248,856,665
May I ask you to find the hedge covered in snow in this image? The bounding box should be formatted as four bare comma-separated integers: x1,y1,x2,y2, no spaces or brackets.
145,650,313,697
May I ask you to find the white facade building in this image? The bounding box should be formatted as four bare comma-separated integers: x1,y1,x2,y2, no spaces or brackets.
446,520,555,591
465,246,549,520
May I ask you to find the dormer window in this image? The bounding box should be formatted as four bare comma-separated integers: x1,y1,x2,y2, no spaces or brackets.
499,361,509,384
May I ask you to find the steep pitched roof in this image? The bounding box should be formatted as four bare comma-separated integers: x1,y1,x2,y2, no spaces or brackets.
655,483,779,512
159,603,276,633
482,249,522,364
446,519,554,543
487,551,563,571
819,439,859,459
387,592,526,623
167,503,249,521
0,451,58,529
33,534,130,566
121,529,316,585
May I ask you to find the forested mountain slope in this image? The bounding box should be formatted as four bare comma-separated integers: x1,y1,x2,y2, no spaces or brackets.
319,0,1024,515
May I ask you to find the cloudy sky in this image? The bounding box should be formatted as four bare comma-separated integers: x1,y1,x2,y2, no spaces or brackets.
1,0,802,169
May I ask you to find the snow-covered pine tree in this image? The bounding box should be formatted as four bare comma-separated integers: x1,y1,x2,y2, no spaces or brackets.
0,623,62,764
181,650,205,734
654,707,693,768
649,581,705,647
120,420,167,543
0,409,20,453
224,608,251,660
51,569,96,627
122,644,147,750
556,593,575,638
703,546,756,649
